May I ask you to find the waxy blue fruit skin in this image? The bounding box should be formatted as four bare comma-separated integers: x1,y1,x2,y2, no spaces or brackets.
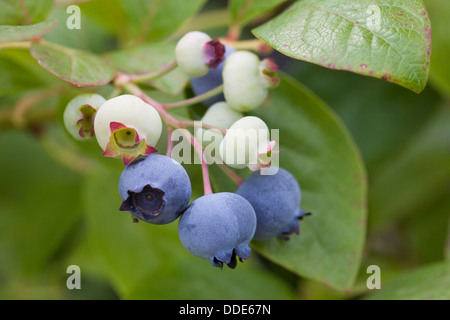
178,192,256,268
236,168,309,240
190,45,236,106
118,154,191,225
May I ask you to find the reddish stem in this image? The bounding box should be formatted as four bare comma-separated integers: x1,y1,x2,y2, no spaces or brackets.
218,163,244,187
166,127,174,157
128,60,177,83
188,131,213,195
163,84,223,110
122,82,183,128
178,120,227,134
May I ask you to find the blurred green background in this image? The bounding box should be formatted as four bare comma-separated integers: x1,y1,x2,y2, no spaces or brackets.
0,0,449,300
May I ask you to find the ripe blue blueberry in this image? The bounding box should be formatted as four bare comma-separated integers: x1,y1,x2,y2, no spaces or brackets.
119,154,191,225
190,45,236,106
236,168,310,240
178,192,256,268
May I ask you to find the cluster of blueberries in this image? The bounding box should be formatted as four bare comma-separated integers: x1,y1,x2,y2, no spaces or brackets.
63,31,310,269
119,154,309,269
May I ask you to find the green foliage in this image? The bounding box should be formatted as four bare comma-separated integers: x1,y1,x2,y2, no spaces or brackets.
0,20,57,42
0,127,83,296
30,41,116,87
425,0,450,96
0,0,54,25
230,0,287,27
250,74,366,291
253,0,432,93
365,262,450,300
0,0,448,301
107,43,188,95
120,0,208,42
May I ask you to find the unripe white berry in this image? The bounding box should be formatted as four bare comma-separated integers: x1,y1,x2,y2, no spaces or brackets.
175,31,225,77
223,51,267,112
93,94,162,165
63,93,106,141
219,116,272,169
175,31,212,77
194,101,242,164
195,101,243,144
223,51,279,112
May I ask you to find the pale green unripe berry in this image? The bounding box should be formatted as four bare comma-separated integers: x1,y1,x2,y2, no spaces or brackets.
194,101,243,164
63,93,106,141
175,31,212,77
194,101,243,146
93,94,163,165
223,51,267,112
201,101,243,129
219,116,271,169
175,31,226,78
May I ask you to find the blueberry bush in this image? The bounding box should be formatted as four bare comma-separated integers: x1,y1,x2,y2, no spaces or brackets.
0,0,449,300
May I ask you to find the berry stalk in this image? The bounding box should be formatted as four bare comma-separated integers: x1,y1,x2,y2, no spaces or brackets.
128,60,178,84
163,84,224,109
166,127,174,157
186,129,213,196
11,86,67,128
121,81,226,133
121,81,182,128
220,38,272,55
218,163,244,187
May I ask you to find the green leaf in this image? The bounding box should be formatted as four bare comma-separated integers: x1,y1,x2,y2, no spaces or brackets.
0,127,83,278
0,20,58,42
82,164,295,299
71,0,128,46
0,47,62,97
106,43,188,95
446,220,450,261
120,0,207,42
218,73,366,291
30,40,116,87
0,53,45,96
230,0,287,26
287,61,441,171
403,194,450,264
43,6,117,54
252,0,432,93
125,255,296,299
365,262,450,300
0,0,54,25
285,60,446,233
369,104,450,231
425,0,450,96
